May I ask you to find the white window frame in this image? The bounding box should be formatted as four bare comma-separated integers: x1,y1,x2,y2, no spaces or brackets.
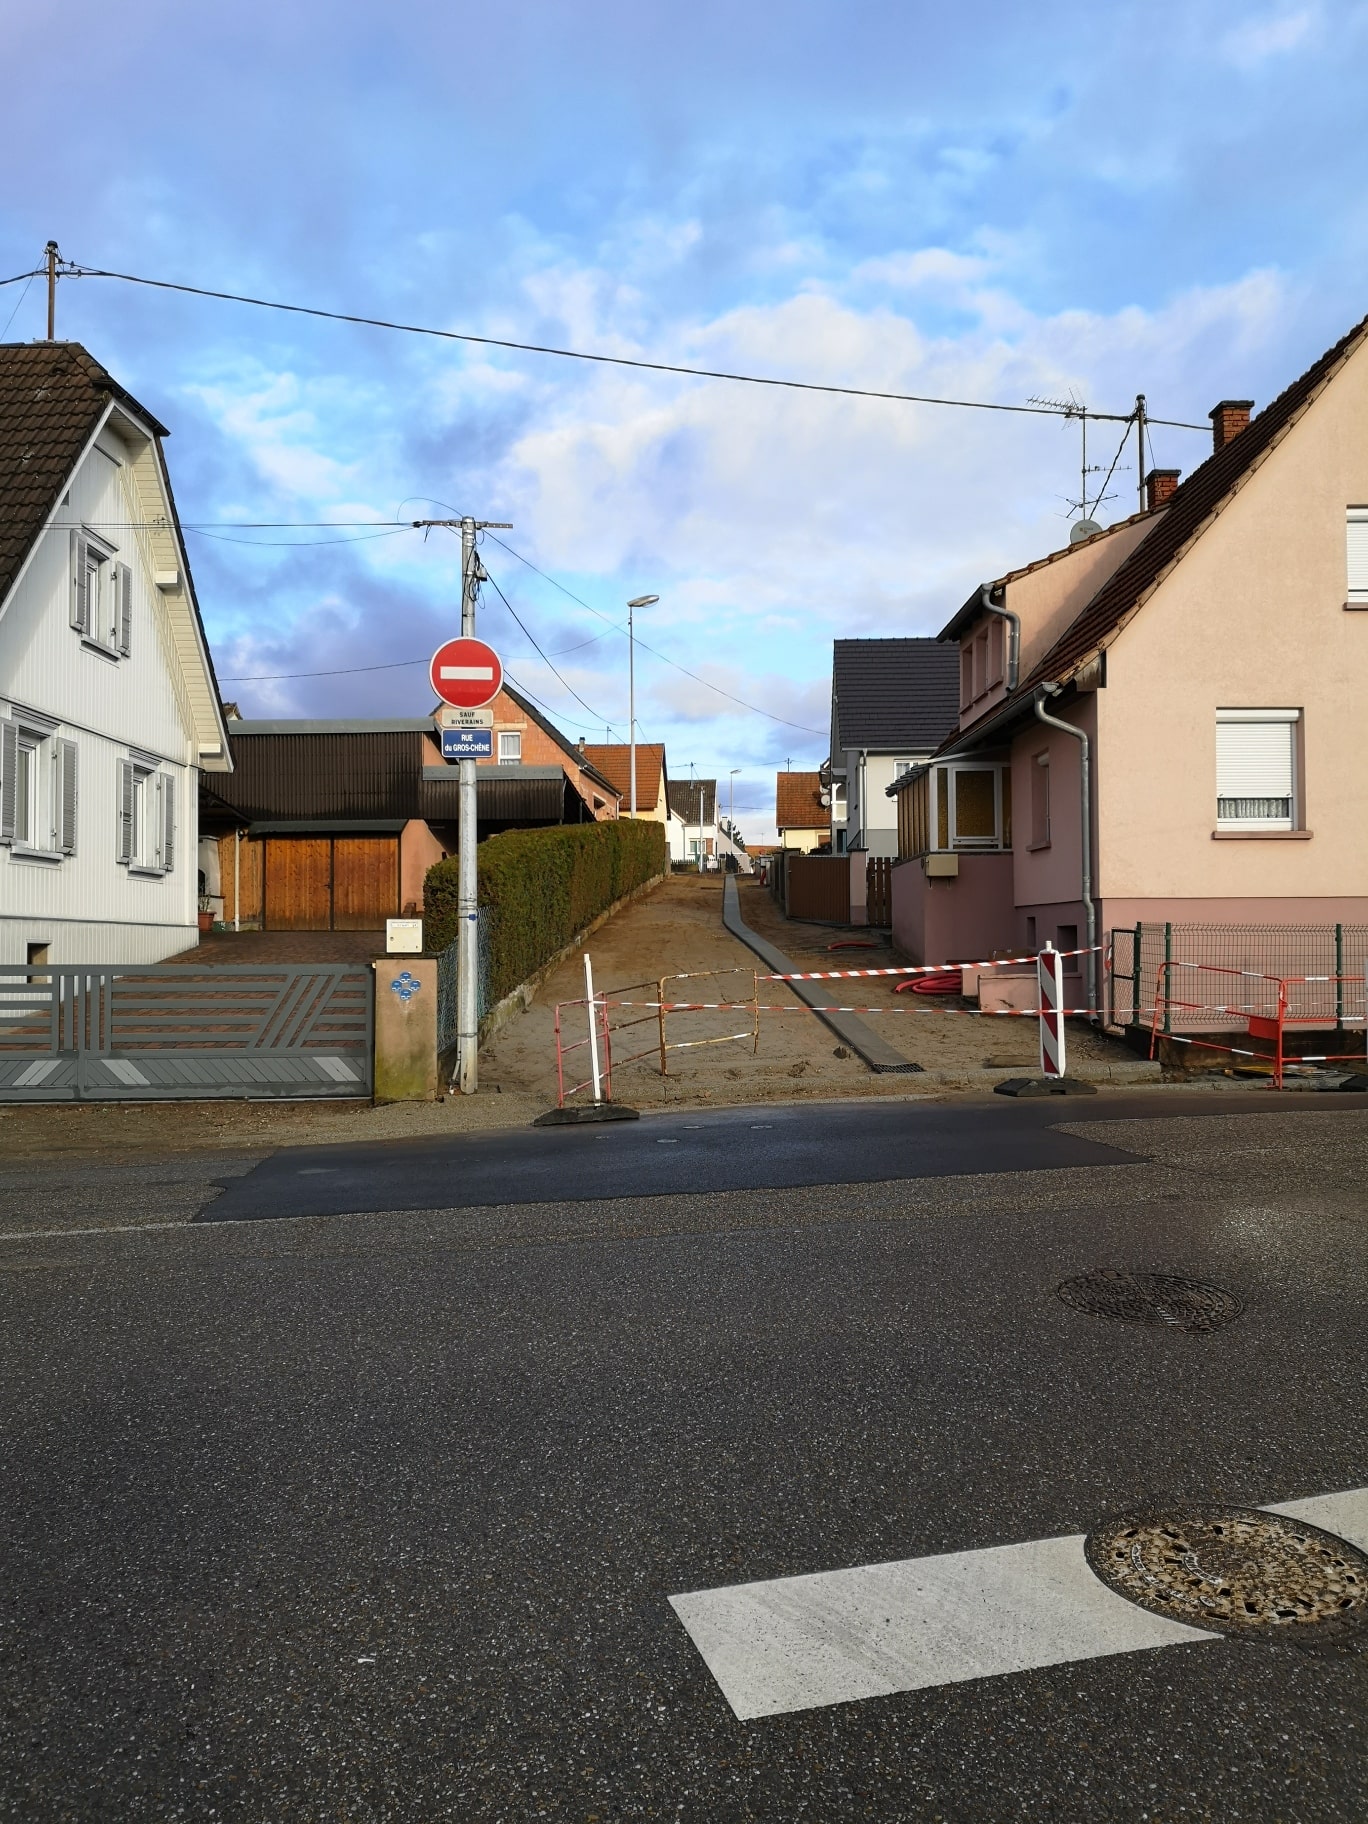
497,730,522,764
947,762,1004,850
119,757,176,875
1216,709,1299,831
1348,506,1368,605
70,528,131,657
1,711,76,860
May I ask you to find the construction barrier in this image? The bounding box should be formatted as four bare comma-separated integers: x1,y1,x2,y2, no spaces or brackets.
552,944,1103,1108
1148,961,1368,1088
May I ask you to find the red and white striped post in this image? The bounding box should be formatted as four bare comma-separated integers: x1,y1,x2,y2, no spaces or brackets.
1038,942,1066,1079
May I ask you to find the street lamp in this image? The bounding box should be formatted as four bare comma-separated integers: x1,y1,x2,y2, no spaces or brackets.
626,595,659,819
728,768,741,849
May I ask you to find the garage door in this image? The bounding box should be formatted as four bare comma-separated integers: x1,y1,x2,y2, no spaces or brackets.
263,837,400,930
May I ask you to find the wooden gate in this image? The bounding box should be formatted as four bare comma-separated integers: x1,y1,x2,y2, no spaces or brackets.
262,836,400,931
786,855,851,923
866,856,892,927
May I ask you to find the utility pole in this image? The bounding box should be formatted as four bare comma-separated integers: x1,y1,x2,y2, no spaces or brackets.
1135,395,1147,512
45,241,58,340
414,514,512,1095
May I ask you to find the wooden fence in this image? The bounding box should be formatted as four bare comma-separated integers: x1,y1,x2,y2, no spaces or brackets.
866,856,892,927
785,855,851,923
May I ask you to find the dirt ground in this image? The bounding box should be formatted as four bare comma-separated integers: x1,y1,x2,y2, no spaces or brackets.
734,877,1137,1074
483,872,878,1110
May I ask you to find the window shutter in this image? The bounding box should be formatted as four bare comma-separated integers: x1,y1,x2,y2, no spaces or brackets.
70,530,90,633
160,773,176,873
1216,717,1295,823
116,563,133,654
0,719,17,843
117,759,135,863
58,739,78,854
1348,510,1368,602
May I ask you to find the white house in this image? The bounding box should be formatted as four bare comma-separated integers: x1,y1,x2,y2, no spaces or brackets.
0,341,231,966
666,777,718,865
824,638,960,856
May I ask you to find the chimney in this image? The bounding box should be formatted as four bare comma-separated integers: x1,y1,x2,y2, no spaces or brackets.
1145,468,1181,510
1209,399,1254,453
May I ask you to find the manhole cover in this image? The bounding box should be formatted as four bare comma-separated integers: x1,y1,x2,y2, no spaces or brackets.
1086,1507,1368,1645
1056,1269,1242,1332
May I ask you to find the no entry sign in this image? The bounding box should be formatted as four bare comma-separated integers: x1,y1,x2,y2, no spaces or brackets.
429,637,502,710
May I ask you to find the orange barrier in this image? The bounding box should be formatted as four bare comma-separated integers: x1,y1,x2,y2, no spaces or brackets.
1148,962,1367,1088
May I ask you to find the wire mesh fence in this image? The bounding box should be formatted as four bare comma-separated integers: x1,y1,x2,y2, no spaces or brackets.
1110,922,1368,1034
436,907,498,1056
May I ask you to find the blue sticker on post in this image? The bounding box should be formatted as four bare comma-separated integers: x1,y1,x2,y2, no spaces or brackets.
390,971,421,1003
441,728,494,760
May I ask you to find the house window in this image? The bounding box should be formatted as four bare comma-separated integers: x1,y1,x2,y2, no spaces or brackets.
118,759,176,873
951,767,998,846
1348,507,1368,604
1030,752,1050,848
1216,710,1298,829
893,759,915,780
70,530,131,655
0,716,77,856
498,730,522,764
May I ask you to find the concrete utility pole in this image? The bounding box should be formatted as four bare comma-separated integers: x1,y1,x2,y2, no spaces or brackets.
415,514,511,1095
626,595,658,818
45,241,58,340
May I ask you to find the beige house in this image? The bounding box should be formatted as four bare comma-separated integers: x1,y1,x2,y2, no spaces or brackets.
775,771,830,851
889,308,1368,1002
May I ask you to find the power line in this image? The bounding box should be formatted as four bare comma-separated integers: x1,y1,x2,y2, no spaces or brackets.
0,268,41,289
54,255,1210,432
479,561,626,738
483,533,828,736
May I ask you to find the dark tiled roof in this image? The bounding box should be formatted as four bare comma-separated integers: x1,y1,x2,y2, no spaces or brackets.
832,638,960,752
776,771,829,830
667,778,716,822
1023,308,1368,690
0,341,167,608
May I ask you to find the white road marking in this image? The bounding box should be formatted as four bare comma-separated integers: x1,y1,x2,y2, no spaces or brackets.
0,1222,192,1243
669,1487,1368,1721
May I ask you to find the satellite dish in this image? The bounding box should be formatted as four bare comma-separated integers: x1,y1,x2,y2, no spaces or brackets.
1069,518,1103,544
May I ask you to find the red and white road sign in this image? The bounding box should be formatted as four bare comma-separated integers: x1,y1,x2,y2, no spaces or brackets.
429,637,503,709
1037,945,1066,1078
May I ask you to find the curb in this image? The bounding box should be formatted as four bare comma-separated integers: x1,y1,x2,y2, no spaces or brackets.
721,876,922,1075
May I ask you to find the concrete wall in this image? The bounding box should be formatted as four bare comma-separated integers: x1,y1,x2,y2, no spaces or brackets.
891,852,1016,965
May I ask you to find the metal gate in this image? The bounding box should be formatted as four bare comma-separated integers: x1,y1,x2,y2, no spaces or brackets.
0,963,373,1101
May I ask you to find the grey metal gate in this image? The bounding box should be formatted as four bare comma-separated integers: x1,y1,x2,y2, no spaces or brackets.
0,963,373,1101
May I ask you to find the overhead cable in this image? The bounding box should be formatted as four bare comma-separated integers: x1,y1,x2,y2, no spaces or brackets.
54,256,1209,431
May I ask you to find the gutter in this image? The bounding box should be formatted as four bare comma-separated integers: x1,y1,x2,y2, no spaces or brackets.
976,582,1020,692
1034,686,1097,1023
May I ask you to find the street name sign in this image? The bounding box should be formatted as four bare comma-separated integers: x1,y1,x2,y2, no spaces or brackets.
430,637,502,709
441,727,494,760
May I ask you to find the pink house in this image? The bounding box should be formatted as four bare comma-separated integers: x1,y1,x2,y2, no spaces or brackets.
889,308,1368,1015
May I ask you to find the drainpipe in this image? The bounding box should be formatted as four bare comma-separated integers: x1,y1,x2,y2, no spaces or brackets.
1034,685,1097,1023
978,583,1019,691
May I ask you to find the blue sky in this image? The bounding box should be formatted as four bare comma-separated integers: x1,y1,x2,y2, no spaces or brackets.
3,0,1366,836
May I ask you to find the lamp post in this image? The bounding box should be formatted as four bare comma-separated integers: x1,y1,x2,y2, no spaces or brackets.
728,768,740,853
626,594,659,818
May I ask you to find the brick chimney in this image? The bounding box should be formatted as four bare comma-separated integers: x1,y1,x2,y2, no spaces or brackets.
1145,468,1181,510
1209,399,1254,453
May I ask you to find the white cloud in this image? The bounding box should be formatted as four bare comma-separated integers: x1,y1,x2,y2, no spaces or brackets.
1220,7,1318,69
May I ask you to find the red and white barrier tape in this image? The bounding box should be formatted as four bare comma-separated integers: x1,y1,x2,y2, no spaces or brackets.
757,944,1100,983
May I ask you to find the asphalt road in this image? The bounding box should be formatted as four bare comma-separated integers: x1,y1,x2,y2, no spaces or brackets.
2,1091,1366,1821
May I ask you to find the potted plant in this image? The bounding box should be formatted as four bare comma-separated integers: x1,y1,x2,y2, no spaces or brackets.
197,895,214,935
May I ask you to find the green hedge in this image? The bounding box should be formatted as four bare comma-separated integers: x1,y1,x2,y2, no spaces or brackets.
423,819,667,1006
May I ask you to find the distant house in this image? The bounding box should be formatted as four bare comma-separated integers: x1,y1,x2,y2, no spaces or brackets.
579,742,670,824
888,307,1368,998
826,638,960,857
666,777,716,865
0,341,232,965
202,682,620,930
775,771,830,852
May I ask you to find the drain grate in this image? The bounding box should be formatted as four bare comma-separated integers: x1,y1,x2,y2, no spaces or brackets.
1086,1506,1368,1646
1056,1269,1242,1332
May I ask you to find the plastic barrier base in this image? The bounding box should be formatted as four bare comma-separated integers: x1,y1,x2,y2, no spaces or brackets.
534,1102,641,1126
993,1076,1100,1098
